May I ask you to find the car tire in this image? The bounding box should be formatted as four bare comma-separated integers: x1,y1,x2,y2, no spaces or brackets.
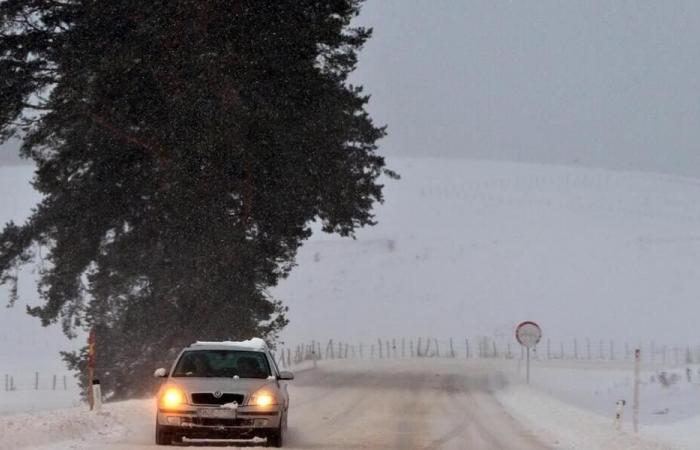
267,413,285,447
155,423,173,446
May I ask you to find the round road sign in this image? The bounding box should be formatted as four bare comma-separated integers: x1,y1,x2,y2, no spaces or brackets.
515,321,542,348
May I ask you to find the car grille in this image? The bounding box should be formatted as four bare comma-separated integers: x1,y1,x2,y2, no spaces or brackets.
190,417,253,427
191,393,245,405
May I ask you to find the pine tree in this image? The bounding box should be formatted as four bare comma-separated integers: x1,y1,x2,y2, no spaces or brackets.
0,0,394,399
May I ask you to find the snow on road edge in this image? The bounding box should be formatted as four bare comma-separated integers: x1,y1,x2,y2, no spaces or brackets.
0,399,142,450
495,382,678,450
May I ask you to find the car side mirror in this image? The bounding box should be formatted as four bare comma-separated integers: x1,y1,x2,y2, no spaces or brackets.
278,371,294,381
153,368,167,378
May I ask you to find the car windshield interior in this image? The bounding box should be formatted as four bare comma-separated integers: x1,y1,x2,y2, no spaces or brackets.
172,350,272,378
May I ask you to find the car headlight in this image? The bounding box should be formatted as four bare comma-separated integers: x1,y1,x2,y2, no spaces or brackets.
249,389,277,407
160,387,187,409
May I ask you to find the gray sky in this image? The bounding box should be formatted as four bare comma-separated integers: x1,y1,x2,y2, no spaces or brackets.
4,1,700,177
353,0,700,177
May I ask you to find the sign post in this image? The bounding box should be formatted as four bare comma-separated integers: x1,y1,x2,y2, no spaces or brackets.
515,321,542,384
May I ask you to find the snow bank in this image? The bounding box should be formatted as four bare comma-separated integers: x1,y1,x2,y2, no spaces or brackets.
495,382,675,450
499,358,700,449
0,399,147,449
647,416,700,450
522,361,700,426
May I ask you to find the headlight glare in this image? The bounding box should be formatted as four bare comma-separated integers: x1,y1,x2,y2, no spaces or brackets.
160,387,186,408
250,390,276,407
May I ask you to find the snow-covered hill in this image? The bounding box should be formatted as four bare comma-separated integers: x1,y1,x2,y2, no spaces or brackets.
276,157,700,348
3,157,700,382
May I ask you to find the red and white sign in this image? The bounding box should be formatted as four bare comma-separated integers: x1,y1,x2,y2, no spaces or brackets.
515,321,542,348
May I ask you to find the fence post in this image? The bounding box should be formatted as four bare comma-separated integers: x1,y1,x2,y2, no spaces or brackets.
417,338,422,357
587,338,591,360
386,340,390,358
4,374,7,391
279,349,286,368
434,339,440,357
63,375,67,391
424,338,432,357
392,339,397,358
662,346,667,367
449,338,455,358
52,374,57,391
610,340,615,361
547,339,551,360
10,376,14,391
410,340,415,357
35,372,39,390
359,343,364,359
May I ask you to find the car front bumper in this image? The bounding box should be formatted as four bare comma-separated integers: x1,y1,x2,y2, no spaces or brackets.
157,405,282,439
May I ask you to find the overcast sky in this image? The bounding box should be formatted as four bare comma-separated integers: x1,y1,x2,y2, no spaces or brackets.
4,1,700,177
353,0,700,177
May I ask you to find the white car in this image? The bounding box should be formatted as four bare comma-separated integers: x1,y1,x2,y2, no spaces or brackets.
154,338,293,447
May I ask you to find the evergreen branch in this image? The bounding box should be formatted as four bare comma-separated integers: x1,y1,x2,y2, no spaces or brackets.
83,110,167,162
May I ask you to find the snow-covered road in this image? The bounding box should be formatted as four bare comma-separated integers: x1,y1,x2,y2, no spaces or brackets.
3,359,682,450
5,359,545,450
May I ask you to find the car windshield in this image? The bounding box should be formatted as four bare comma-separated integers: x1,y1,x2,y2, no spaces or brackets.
172,350,272,378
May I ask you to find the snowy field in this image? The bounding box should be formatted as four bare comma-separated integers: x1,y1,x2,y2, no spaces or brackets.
275,157,700,346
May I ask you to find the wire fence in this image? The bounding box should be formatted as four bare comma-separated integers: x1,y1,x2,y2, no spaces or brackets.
5,337,696,395
272,337,700,369
2,372,77,392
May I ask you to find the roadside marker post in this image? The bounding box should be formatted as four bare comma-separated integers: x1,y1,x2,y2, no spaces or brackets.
515,321,542,384
633,349,641,433
87,327,96,410
614,399,626,430
92,379,102,412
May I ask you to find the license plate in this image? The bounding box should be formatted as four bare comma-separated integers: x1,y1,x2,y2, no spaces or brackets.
198,408,236,418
